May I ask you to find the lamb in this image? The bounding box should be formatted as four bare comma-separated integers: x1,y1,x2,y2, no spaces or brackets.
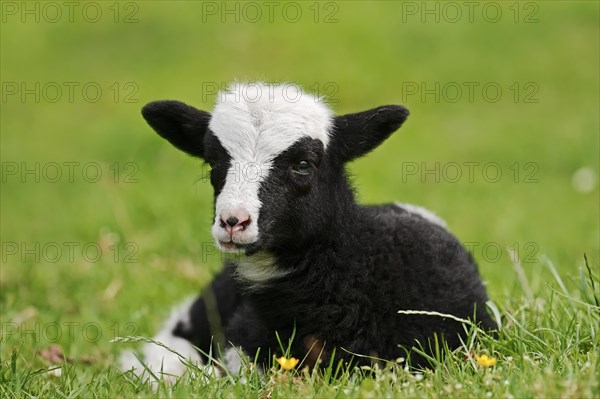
120,82,496,380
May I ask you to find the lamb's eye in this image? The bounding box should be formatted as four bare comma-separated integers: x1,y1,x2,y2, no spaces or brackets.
293,160,311,175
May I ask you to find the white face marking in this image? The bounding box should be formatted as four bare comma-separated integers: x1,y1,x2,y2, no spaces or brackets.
394,202,448,229
209,83,333,251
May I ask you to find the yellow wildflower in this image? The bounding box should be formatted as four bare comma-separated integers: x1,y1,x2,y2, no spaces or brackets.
276,356,300,370
475,353,497,367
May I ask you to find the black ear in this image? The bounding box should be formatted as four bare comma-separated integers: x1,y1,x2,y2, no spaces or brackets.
141,100,211,158
332,105,409,162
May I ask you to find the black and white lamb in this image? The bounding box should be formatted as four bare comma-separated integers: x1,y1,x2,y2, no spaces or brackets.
120,82,495,380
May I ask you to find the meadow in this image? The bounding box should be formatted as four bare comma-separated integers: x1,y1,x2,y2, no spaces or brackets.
1,1,598,397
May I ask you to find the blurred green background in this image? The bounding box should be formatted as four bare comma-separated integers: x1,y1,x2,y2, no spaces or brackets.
1,1,598,363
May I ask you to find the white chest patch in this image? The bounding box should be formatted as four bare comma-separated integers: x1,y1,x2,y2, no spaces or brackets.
209,83,333,248
235,252,290,288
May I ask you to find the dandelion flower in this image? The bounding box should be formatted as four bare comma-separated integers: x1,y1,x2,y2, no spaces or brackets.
475,353,497,367
276,356,299,370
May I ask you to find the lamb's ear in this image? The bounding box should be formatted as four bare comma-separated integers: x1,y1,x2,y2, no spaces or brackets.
331,105,409,162
142,100,210,158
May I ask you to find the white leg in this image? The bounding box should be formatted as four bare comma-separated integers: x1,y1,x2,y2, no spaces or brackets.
119,298,218,383
223,346,245,375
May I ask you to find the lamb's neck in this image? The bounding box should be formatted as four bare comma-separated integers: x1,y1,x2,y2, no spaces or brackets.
241,246,358,329
242,213,364,295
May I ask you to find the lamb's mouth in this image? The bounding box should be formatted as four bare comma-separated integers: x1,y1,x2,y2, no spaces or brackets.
219,241,245,250
218,240,263,256
218,240,254,253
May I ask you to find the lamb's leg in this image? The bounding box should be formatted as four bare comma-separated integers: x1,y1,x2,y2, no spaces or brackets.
171,262,242,359
222,302,273,375
120,262,242,381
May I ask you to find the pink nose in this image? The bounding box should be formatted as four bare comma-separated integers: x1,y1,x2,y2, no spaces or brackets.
219,210,251,235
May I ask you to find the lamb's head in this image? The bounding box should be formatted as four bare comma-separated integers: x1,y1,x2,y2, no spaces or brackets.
142,83,409,255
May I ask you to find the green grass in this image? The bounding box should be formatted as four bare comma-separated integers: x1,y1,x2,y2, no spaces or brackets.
2,260,598,398
1,1,599,397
